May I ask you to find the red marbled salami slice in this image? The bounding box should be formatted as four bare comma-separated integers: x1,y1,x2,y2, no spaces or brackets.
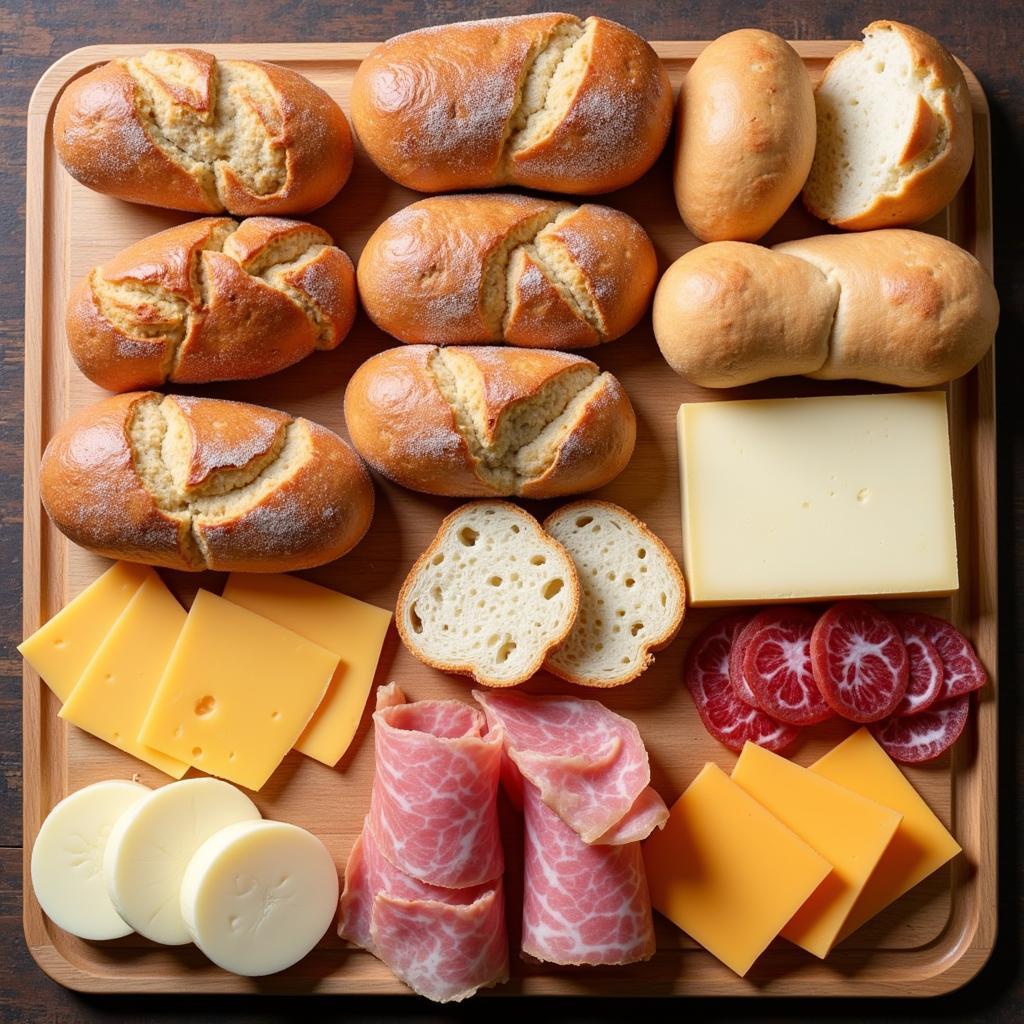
869,695,971,764
890,612,988,700
727,615,761,707
890,626,944,717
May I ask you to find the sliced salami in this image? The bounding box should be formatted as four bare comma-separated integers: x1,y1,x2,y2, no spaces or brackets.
890,612,987,700
741,607,834,726
727,616,762,708
810,602,909,723
684,614,800,753
890,628,944,717
869,695,971,764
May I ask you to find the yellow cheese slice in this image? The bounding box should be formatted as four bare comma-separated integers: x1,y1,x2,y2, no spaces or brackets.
643,762,832,977
139,590,339,792
59,574,190,779
221,573,391,766
731,742,903,958
19,562,150,701
810,728,962,942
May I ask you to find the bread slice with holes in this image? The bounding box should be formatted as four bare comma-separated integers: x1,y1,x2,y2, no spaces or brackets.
396,502,580,687
543,501,686,687
803,21,973,230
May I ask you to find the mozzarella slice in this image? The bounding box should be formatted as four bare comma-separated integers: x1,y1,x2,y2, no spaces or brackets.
31,780,150,940
103,778,260,945
180,819,339,976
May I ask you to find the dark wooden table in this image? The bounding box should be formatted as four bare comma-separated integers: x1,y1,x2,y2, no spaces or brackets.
2,1,1021,1020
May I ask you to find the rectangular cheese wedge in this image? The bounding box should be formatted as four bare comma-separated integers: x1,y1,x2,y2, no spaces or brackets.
810,728,962,942
59,573,190,778
19,561,150,700
677,392,958,605
221,574,391,767
642,762,832,977
139,590,339,792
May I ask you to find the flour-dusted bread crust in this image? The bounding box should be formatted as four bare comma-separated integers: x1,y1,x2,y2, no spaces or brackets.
54,48,353,214
40,392,373,571
350,14,671,195
67,217,357,391
674,30,816,242
343,345,636,498
803,21,973,230
543,502,685,687
357,194,656,350
396,502,580,688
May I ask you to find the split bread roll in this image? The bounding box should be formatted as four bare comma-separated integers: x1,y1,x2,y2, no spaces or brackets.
41,393,373,572
358,194,657,349
396,502,580,687
674,30,816,242
653,229,998,388
803,21,974,229
351,14,672,194
67,217,357,392
344,345,636,499
543,502,686,688
53,48,353,214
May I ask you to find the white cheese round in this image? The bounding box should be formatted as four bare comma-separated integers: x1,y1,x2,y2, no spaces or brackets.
103,777,261,945
180,819,339,976
31,780,151,941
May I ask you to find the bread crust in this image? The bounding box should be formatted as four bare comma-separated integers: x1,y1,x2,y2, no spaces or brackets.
53,49,353,214
674,30,816,242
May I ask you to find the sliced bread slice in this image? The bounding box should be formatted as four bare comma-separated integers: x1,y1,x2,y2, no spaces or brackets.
543,501,686,687
396,501,579,687
802,20,973,230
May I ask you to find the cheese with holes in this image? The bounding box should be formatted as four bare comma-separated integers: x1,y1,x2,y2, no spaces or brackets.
677,392,958,604
731,742,902,958
139,590,338,791
19,561,150,700
642,762,832,976
811,728,961,941
59,574,189,778
222,573,391,766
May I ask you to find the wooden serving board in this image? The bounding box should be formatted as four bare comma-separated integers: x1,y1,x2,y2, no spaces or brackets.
23,42,997,996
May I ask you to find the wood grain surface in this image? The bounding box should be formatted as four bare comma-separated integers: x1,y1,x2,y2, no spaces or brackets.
3,1,1023,1020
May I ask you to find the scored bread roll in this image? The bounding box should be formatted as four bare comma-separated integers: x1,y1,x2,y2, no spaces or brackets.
803,21,974,230
674,30,816,242
67,217,357,392
351,14,672,194
343,345,636,499
653,229,998,388
357,194,657,349
53,48,353,214
41,393,373,572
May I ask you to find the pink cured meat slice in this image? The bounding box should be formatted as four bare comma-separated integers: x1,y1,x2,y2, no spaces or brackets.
473,690,662,844
727,615,761,707
370,684,504,888
593,787,670,846
890,629,944,716
521,781,655,966
890,612,988,700
869,695,971,764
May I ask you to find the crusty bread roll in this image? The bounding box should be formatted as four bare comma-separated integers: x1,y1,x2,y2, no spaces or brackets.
343,345,635,498
67,217,357,392
674,30,815,242
351,14,672,194
654,230,998,388
54,48,353,214
41,393,373,572
357,194,657,349
803,21,973,230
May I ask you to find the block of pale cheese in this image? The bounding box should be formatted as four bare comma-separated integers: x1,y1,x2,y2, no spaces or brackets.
221,573,392,767
139,590,339,791
31,779,150,940
180,819,339,976
677,392,958,605
731,741,902,958
103,778,261,945
59,574,189,778
811,728,961,942
642,762,832,976
19,561,150,700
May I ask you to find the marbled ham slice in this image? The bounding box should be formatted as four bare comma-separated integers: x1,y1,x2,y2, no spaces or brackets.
370,684,504,888
474,690,667,844
521,781,656,966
